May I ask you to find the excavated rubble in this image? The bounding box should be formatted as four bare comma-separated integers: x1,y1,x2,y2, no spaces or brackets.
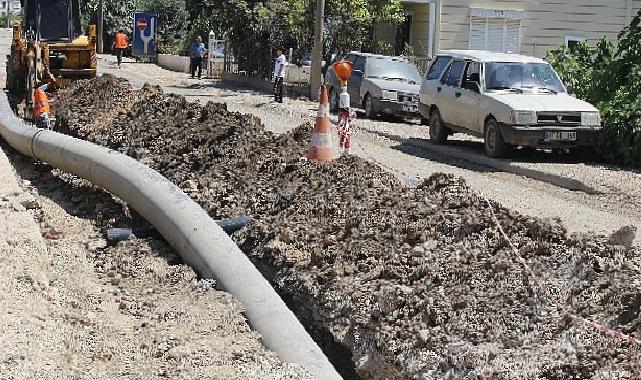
54,75,641,379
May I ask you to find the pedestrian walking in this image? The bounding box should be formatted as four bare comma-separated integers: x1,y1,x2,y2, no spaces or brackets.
112,30,128,69
190,36,206,79
273,47,287,103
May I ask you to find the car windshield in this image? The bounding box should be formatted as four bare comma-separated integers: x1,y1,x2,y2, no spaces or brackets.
485,62,566,93
367,58,422,84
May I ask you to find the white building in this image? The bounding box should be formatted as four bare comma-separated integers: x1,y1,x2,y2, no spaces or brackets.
1,0,21,17
376,0,641,58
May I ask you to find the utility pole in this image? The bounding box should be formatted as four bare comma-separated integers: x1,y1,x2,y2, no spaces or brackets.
6,0,11,28
309,0,325,101
97,0,104,54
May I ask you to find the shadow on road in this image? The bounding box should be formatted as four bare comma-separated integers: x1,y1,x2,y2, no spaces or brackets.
357,127,601,194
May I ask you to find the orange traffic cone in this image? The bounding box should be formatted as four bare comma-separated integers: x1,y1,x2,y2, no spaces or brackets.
307,85,334,162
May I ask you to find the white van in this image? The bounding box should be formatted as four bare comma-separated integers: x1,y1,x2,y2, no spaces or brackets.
419,50,602,157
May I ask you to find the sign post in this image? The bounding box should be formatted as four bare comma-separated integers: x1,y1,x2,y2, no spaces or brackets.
132,12,159,60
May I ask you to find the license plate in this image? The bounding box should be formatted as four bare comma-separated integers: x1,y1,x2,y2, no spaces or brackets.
545,131,576,141
403,105,417,112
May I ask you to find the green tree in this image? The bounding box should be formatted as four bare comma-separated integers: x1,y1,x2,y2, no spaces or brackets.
81,0,137,34
139,0,188,52
184,0,405,76
546,9,641,166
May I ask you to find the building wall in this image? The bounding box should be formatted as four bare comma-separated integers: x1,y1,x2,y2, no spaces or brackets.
405,3,431,56
373,2,431,56
0,0,21,17
438,0,641,57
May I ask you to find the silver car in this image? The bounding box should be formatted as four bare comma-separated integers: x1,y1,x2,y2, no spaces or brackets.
327,53,422,119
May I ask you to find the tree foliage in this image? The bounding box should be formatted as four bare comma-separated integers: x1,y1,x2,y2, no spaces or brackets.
81,0,137,35
547,9,641,166
81,0,186,52
186,0,405,77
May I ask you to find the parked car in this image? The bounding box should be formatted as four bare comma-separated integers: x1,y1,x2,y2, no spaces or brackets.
419,50,602,157
327,52,422,118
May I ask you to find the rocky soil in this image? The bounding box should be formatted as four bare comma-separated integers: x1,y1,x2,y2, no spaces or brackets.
54,75,641,379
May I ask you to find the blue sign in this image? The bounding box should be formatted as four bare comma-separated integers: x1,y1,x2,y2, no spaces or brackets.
132,12,158,58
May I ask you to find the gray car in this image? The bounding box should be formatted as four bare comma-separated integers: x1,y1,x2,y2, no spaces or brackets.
326,53,422,119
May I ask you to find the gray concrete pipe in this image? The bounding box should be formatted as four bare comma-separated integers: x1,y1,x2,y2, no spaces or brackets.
0,93,341,380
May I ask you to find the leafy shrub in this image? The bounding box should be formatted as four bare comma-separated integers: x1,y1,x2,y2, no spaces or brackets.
546,10,641,166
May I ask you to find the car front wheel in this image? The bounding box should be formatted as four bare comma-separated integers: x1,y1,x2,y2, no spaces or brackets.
484,119,512,158
429,109,449,144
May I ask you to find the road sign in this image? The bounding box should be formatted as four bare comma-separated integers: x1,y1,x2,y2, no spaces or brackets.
132,12,158,58
136,18,147,31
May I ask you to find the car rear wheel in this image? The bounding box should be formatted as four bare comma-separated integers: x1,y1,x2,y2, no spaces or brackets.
484,119,512,158
429,109,449,144
364,94,377,119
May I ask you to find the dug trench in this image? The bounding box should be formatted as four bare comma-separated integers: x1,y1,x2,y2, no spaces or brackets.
52,75,641,379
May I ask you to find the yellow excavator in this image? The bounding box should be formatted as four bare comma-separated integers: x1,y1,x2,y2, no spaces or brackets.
6,0,96,118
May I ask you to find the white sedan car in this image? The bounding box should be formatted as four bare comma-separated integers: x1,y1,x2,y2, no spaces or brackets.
419,50,602,157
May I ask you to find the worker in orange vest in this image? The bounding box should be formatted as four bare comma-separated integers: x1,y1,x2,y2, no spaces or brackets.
33,71,57,129
112,30,129,69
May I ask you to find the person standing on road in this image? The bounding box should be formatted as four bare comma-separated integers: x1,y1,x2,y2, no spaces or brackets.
112,30,129,69
273,47,287,103
190,36,206,79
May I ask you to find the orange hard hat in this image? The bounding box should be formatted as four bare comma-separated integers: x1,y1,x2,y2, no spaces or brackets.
333,60,354,84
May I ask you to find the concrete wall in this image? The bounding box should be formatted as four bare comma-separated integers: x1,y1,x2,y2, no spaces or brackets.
221,72,311,98
158,54,191,73
158,55,225,78
437,0,641,57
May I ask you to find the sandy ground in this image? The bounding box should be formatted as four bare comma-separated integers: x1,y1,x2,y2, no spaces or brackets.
0,28,313,380
98,54,641,245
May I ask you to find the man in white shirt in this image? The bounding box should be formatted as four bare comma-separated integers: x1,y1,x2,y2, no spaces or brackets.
273,47,287,103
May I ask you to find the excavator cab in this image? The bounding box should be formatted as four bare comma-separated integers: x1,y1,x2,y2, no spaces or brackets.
7,0,96,118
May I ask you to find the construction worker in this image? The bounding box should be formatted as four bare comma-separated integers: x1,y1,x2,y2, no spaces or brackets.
33,71,57,130
112,30,129,69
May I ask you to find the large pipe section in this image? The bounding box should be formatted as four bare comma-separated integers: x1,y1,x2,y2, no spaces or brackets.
0,93,341,380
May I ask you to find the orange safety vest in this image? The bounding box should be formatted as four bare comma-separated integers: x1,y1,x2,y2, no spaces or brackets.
33,87,50,117
114,33,128,49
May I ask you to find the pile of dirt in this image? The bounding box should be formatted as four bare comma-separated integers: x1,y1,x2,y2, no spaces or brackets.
54,75,641,379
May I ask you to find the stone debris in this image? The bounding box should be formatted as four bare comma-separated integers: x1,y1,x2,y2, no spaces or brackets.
54,75,641,379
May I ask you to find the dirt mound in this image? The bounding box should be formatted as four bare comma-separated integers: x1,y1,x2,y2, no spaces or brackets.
54,76,641,379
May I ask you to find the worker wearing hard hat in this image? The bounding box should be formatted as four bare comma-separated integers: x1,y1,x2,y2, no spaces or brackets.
33,70,58,130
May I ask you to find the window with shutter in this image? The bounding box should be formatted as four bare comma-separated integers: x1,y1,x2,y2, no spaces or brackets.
469,16,486,51
486,18,505,53
506,20,521,53
468,10,522,54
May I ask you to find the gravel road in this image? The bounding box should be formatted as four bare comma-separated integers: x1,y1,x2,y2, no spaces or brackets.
98,54,641,246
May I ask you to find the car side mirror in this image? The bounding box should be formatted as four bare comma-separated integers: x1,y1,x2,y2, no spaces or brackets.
464,81,480,93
